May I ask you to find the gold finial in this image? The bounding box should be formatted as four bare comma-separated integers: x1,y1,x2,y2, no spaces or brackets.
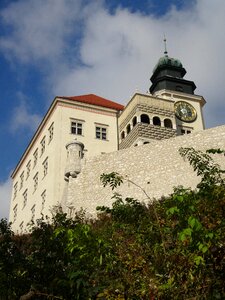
163,34,168,57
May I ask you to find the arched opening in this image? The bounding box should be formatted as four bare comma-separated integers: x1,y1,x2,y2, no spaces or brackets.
121,131,125,139
132,116,137,127
164,118,173,128
153,116,161,126
140,114,150,124
126,124,131,134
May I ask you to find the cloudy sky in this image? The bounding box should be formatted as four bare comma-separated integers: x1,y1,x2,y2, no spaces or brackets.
0,0,225,219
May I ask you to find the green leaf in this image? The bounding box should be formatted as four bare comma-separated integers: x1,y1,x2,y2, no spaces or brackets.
99,254,103,266
188,216,202,231
166,206,180,215
205,232,214,239
198,243,208,253
194,255,205,266
179,228,192,241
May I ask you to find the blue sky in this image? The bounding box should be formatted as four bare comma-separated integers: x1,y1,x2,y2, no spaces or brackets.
1,0,225,219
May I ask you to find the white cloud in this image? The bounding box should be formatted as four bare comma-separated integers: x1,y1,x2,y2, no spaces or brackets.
0,177,12,220
52,0,225,128
0,0,82,64
1,0,225,128
10,94,42,133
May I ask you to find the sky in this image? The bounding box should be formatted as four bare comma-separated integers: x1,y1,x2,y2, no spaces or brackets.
0,0,225,220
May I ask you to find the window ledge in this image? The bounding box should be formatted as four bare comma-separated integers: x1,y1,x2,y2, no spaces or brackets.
70,133,84,137
95,138,109,142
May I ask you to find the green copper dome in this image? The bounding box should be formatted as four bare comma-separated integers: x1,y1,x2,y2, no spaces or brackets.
153,56,183,73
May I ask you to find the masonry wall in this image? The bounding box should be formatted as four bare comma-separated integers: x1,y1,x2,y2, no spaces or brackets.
119,123,177,149
65,125,225,217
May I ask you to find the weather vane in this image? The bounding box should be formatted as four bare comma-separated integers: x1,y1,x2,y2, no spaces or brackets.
163,34,168,57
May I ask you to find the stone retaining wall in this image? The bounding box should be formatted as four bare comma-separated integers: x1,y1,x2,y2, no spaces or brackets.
65,125,225,217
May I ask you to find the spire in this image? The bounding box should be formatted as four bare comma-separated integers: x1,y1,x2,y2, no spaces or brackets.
163,35,168,57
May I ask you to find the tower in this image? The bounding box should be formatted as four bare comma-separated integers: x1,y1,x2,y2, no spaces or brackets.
150,38,196,95
64,140,84,181
150,38,205,135
118,40,205,149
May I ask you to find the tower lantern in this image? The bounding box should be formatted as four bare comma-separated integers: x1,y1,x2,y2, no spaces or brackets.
150,41,196,95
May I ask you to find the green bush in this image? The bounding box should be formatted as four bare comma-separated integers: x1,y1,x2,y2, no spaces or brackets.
0,148,225,299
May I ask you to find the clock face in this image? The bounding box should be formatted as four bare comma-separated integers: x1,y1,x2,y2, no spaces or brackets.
174,101,197,122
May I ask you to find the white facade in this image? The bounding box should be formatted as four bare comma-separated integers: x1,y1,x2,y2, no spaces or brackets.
9,95,122,232
155,89,205,134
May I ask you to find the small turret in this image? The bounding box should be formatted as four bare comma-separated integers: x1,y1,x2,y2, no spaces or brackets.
64,140,84,181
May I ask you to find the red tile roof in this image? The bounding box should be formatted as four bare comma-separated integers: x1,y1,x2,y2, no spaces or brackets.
61,94,124,111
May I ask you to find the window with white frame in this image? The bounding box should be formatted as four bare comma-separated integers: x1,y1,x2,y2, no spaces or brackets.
33,148,38,168
180,128,192,135
13,204,18,222
20,171,24,190
96,125,107,140
13,182,18,199
33,173,38,192
43,157,48,177
41,190,46,212
71,120,83,135
26,160,31,179
48,122,54,143
22,189,28,209
40,136,46,156
31,204,35,220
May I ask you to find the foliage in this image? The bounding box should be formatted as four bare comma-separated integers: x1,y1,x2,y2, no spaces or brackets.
0,148,225,299
179,147,225,189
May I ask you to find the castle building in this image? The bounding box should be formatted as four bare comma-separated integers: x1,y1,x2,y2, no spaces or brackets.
119,50,205,148
9,50,207,232
9,95,123,231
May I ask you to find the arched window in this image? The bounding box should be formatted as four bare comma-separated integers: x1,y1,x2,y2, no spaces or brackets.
153,116,161,126
121,131,125,139
126,124,131,134
164,118,173,128
132,116,137,127
140,114,150,124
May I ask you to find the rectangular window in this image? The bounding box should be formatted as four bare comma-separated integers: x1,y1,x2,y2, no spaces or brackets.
33,148,38,168
33,172,38,192
71,121,83,135
181,128,192,135
20,171,24,190
41,190,46,212
48,122,54,143
96,126,107,140
31,204,35,220
22,189,28,209
26,160,31,179
43,157,48,177
13,182,18,199
13,204,18,222
40,136,46,156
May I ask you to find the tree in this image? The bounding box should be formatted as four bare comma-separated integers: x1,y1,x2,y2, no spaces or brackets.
1,147,225,299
